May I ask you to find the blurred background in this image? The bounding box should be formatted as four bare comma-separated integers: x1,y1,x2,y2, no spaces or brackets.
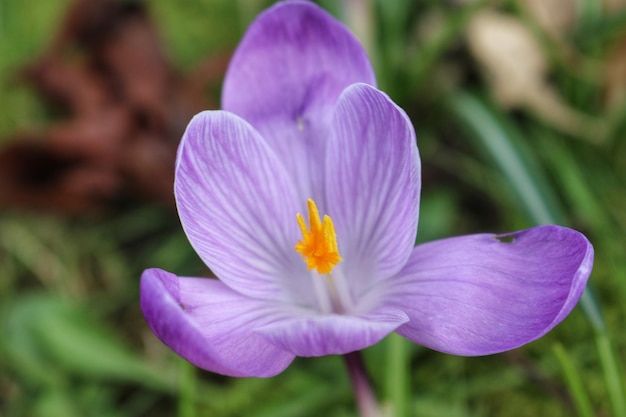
1,0,625,416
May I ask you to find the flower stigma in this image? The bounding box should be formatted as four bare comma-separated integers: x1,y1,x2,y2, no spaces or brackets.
295,199,342,274
295,199,345,313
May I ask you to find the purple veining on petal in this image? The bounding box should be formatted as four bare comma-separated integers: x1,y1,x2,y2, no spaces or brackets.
387,226,593,355
257,308,408,357
139,1,595,377
141,268,295,377
222,0,376,204
175,110,314,305
326,83,420,304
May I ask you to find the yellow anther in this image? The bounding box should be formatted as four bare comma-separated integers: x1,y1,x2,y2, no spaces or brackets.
295,199,342,274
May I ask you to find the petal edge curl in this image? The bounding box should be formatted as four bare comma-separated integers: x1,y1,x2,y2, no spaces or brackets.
388,225,593,356
140,268,295,377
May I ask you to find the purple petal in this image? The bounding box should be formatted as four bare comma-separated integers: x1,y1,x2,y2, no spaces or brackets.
257,308,408,357
388,226,593,355
326,84,420,300
140,268,296,377
222,1,376,202
175,111,312,304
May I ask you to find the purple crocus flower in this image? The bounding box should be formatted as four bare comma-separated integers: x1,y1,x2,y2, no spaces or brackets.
140,1,593,378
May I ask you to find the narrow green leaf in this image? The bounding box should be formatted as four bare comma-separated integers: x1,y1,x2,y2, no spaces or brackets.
445,91,563,225
4,294,175,391
446,91,603,329
597,333,626,417
446,91,625,417
552,343,595,417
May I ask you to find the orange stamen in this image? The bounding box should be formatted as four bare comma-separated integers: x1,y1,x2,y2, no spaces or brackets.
295,199,342,274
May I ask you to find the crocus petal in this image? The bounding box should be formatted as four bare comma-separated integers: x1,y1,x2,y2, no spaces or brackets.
257,308,408,357
222,1,376,201
140,268,296,377
388,226,593,356
175,111,312,304
326,83,420,300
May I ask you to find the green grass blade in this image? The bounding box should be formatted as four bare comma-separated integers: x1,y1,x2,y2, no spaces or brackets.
446,91,602,328
445,91,563,225
552,343,595,417
446,91,625,417
597,333,626,417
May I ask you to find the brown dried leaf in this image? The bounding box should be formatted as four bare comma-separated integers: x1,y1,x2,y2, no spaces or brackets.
0,138,120,213
466,9,606,143
0,0,228,214
517,0,576,39
604,0,626,12
604,36,626,109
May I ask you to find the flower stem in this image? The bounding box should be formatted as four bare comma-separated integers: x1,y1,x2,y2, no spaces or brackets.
178,358,196,417
385,333,409,417
343,351,382,417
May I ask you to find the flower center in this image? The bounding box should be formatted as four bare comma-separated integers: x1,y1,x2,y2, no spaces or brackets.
295,199,347,313
295,199,342,274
